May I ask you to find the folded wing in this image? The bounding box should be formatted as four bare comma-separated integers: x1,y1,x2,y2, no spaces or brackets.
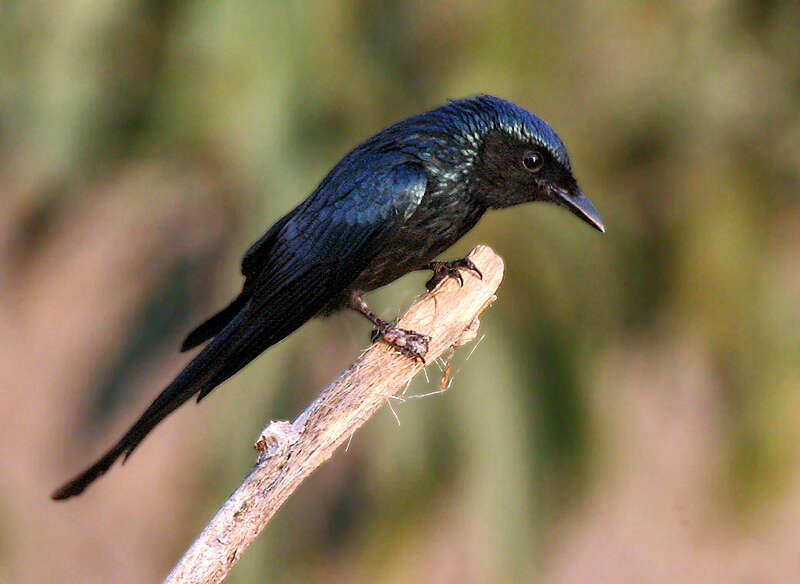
52,159,427,499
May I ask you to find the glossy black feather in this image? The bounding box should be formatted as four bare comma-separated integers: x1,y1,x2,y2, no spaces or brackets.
53,95,603,499
53,160,426,498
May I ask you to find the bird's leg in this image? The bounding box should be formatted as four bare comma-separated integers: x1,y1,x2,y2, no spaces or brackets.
422,257,483,291
347,292,430,362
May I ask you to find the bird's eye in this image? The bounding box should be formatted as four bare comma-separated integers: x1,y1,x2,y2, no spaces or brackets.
522,151,543,172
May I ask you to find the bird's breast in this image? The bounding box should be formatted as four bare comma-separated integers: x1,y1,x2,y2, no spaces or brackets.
348,190,485,293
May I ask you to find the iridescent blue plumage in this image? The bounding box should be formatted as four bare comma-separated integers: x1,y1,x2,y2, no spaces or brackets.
53,95,603,500
364,95,572,169
440,95,572,169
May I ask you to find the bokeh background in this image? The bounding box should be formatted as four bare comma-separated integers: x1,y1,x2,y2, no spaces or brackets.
2,1,800,582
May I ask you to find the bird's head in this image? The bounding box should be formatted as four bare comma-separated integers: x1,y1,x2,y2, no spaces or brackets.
454,96,605,233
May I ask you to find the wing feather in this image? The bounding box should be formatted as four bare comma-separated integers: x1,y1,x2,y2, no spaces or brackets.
53,158,428,499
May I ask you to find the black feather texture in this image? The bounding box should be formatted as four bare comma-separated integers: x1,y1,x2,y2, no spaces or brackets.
53,95,603,500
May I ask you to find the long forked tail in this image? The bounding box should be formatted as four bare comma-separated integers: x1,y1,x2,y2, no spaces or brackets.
51,294,315,500
52,332,239,499
51,360,217,500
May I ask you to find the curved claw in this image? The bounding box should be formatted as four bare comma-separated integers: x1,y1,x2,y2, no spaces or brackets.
425,257,482,291
457,257,482,281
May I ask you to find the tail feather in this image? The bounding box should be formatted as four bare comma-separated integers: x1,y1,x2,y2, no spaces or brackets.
180,292,249,352
51,287,324,500
52,337,230,500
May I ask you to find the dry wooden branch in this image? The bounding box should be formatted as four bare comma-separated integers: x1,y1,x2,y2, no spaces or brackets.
164,245,505,584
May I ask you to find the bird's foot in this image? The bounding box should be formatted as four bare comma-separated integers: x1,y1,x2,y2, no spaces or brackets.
348,291,429,362
424,257,483,291
371,324,430,363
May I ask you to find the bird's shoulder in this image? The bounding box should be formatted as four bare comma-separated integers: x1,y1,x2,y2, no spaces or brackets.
242,151,428,279
289,151,428,238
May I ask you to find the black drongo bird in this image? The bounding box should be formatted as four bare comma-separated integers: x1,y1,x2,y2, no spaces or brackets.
52,95,604,500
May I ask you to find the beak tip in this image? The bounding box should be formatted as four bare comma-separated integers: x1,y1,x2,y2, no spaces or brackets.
556,188,606,235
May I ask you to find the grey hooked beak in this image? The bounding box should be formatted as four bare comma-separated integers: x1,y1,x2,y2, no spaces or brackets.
552,187,606,233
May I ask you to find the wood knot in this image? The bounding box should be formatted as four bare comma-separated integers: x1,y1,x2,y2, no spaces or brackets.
254,420,302,460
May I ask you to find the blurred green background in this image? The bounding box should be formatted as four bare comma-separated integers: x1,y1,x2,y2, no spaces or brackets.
2,1,799,582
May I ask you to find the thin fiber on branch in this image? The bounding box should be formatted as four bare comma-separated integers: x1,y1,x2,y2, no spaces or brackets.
164,245,505,584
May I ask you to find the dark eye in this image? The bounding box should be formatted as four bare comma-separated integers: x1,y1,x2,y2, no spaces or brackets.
522,151,543,172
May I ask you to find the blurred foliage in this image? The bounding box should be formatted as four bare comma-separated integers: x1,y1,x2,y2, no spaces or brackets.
2,1,800,583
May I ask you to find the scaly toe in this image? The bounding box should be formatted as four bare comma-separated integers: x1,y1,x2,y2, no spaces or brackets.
375,326,430,362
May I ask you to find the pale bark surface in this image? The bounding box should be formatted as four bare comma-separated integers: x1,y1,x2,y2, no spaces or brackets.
164,245,505,584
